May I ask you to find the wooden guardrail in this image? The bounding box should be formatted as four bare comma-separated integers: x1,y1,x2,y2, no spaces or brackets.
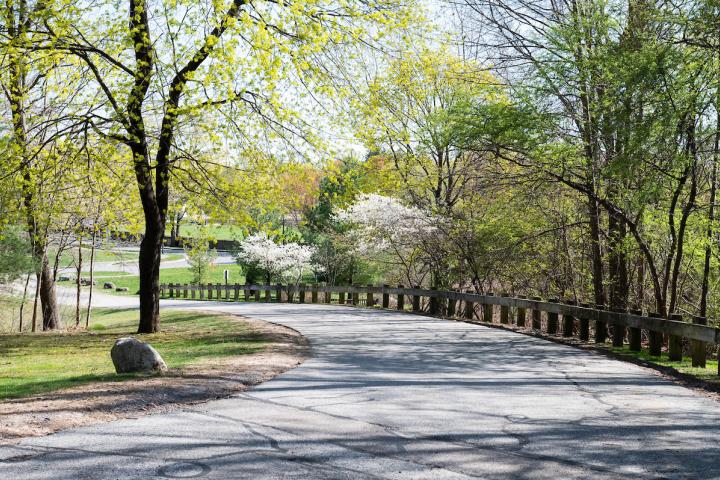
159,282,718,371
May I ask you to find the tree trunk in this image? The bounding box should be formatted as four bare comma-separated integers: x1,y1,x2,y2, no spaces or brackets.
75,236,83,327
608,212,629,310
587,193,606,305
137,222,163,333
39,251,59,330
31,271,40,333
19,272,31,332
701,108,719,317
169,215,178,247
668,123,699,315
86,230,97,328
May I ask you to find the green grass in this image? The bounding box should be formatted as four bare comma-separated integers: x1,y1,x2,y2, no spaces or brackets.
0,308,267,400
609,344,720,385
58,264,247,295
166,222,240,240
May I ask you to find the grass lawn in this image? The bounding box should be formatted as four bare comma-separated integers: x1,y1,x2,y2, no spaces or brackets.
0,308,267,400
59,264,247,295
166,222,241,240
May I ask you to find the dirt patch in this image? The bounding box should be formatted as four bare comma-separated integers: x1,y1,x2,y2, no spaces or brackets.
0,315,310,444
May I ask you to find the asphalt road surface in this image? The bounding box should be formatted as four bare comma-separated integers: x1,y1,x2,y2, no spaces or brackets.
2,301,720,479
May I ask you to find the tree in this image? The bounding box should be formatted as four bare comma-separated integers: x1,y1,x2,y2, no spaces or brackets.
0,1,78,331
335,194,439,285
47,0,412,332
185,234,217,284
0,226,32,284
458,0,717,319
236,233,318,284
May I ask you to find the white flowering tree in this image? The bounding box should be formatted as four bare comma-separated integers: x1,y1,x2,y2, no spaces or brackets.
334,194,440,284
236,233,319,284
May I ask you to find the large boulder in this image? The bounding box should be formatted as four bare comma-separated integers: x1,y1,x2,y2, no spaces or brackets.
103,282,115,290
116,287,129,292
110,337,167,374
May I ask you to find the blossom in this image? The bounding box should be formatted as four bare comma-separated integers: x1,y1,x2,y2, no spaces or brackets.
236,233,319,283
334,194,436,254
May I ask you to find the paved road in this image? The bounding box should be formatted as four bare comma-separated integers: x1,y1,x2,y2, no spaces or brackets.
2,302,720,479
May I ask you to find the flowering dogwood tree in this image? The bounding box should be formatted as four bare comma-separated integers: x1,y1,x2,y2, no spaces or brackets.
335,194,436,254
236,233,319,284
334,194,440,284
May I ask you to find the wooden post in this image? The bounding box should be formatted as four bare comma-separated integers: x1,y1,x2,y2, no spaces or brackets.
287,285,294,303
464,295,475,320
200,284,206,300
339,290,346,305
254,288,261,303
183,284,188,298
352,285,359,306
447,292,456,317
628,309,642,352
299,283,306,303
611,308,625,347
429,287,438,315
191,284,196,299
412,287,421,312
207,283,212,300
225,282,230,300
691,316,707,368
579,302,590,341
595,304,607,343
367,284,374,307
483,292,494,323
531,296,542,330
265,287,271,302
276,283,283,303
311,285,318,304
244,285,251,302
216,283,222,300
169,283,174,298
668,313,683,361
234,283,240,301
397,285,405,311
547,298,558,334
500,293,510,325
382,285,390,309
648,312,662,356
324,288,331,304
562,300,575,337
516,295,527,327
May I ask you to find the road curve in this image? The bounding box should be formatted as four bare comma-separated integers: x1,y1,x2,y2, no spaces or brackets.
2,301,720,479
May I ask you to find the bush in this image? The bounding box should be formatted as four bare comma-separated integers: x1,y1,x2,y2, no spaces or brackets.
0,226,33,285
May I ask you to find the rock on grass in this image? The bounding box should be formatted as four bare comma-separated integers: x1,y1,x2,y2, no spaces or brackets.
110,337,167,374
